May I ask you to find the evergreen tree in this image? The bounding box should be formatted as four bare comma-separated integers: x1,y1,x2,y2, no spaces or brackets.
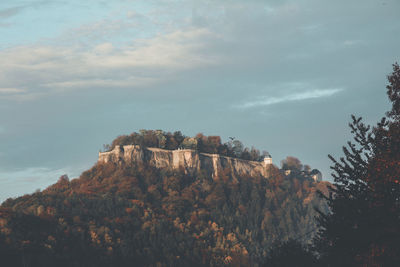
264,239,317,267
314,64,400,266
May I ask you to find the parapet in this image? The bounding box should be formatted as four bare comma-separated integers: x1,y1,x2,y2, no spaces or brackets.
263,157,272,165
98,145,274,179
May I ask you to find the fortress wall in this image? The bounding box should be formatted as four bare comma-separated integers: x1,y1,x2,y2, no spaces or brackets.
98,147,123,163
209,154,269,178
98,146,271,178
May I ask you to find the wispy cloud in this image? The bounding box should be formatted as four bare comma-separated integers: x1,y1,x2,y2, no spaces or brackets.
0,1,52,20
236,88,343,109
0,166,72,201
0,28,220,100
0,167,66,182
0,6,24,19
0,87,25,94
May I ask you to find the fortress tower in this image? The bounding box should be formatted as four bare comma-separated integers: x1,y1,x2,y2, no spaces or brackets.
263,154,272,166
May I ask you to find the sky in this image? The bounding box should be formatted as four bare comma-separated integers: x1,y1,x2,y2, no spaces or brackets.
0,0,399,202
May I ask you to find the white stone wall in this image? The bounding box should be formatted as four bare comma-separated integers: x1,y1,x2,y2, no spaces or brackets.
98,146,273,179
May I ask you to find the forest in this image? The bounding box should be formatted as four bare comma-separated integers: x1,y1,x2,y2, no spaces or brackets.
0,147,327,266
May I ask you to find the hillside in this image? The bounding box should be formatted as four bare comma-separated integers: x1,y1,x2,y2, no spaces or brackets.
0,131,329,267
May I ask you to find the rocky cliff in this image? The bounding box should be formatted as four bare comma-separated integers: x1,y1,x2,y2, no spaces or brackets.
98,145,273,179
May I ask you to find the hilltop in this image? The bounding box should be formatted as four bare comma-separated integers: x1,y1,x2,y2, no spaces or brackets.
100,130,321,182
102,130,271,162
98,145,273,179
0,130,329,267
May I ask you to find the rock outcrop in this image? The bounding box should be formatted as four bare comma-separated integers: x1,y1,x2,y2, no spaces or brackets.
98,145,273,179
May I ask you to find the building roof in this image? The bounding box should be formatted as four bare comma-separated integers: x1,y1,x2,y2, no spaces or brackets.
264,152,272,158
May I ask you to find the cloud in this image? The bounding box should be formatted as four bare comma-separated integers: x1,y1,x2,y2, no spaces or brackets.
0,166,73,202
1,0,393,102
0,167,66,182
0,28,220,100
236,88,343,109
0,1,53,20
59,18,140,45
342,40,365,47
0,87,25,94
0,6,24,19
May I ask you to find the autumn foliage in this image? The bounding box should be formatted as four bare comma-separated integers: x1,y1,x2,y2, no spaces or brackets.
0,154,326,266
104,130,271,162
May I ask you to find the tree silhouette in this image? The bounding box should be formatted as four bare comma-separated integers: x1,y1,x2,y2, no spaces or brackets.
263,239,317,267
314,64,400,266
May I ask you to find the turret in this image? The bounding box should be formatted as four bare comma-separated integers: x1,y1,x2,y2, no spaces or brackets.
263,154,272,166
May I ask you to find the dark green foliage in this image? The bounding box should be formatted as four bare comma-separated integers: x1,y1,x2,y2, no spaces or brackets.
263,239,317,267
314,63,400,266
0,159,327,266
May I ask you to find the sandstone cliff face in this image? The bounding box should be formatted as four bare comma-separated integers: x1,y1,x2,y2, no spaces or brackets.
98,145,272,179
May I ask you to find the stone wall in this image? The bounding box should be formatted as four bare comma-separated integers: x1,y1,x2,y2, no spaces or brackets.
98,145,273,179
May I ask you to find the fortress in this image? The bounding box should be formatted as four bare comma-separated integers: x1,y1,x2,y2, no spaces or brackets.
98,145,274,179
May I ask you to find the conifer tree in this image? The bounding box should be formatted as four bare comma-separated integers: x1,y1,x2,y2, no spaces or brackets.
264,239,317,267
314,64,400,266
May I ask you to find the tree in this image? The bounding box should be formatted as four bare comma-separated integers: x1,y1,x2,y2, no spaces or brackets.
250,147,261,161
263,239,317,267
281,156,303,171
314,64,400,266
232,140,244,157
